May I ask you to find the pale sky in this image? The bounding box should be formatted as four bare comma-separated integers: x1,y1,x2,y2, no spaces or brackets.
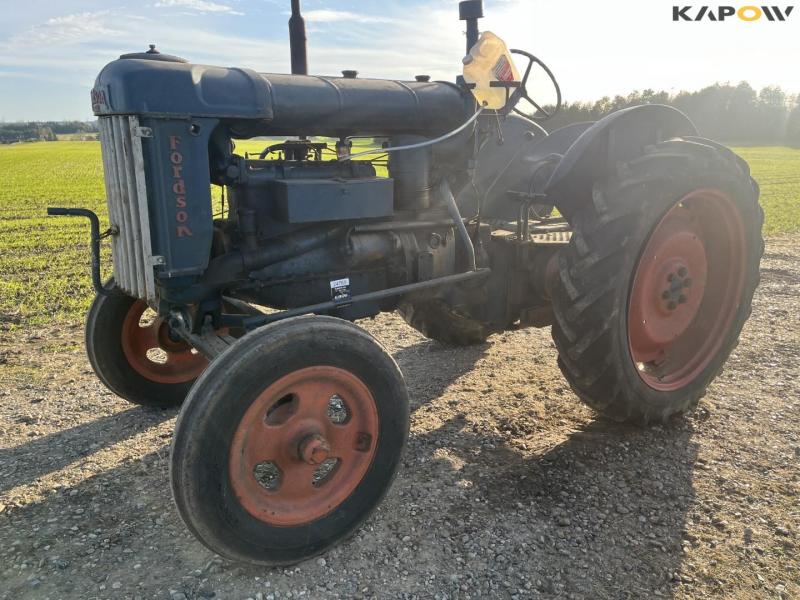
0,0,797,121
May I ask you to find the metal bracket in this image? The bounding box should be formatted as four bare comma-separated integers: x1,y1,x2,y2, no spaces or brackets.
99,225,119,239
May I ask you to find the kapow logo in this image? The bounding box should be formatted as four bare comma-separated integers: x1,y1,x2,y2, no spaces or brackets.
673,5,795,20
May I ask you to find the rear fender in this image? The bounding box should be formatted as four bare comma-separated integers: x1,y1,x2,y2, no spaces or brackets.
544,104,697,221
456,115,593,221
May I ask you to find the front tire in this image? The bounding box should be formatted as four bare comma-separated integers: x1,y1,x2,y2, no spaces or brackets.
86,283,207,408
170,316,410,565
551,138,763,423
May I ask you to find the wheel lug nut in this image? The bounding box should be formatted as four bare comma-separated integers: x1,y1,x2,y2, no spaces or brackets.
678,266,688,277
667,273,675,282
678,295,687,304
662,290,670,300
683,278,692,288
667,301,677,310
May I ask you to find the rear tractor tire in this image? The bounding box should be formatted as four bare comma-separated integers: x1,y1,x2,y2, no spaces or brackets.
396,298,492,346
551,138,763,424
170,316,410,565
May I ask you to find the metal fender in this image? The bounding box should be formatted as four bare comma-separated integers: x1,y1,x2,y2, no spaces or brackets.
456,115,593,221
544,104,697,220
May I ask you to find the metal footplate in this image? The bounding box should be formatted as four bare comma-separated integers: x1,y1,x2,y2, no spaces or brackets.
168,312,238,360
190,332,239,360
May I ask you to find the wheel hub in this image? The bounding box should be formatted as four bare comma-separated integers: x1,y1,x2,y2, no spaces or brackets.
660,264,693,312
120,300,208,384
627,189,747,390
298,433,331,465
228,366,379,526
629,215,708,354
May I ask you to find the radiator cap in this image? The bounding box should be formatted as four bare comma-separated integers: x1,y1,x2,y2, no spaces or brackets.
120,44,188,63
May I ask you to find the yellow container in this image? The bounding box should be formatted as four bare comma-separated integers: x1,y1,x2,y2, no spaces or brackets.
462,32,520,109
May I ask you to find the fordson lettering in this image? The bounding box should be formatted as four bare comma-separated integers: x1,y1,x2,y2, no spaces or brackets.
169,135,193,238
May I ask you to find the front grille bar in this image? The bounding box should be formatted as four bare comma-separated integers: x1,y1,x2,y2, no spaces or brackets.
99,115,157,302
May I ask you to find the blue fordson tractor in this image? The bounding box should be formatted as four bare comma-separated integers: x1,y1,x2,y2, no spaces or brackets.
49,0,762,565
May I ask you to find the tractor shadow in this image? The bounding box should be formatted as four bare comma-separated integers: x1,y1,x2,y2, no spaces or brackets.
391,338,490,412
410,412,698,598
0,406,174,494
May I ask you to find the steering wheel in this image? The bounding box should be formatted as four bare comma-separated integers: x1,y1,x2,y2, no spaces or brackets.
503,49,562,121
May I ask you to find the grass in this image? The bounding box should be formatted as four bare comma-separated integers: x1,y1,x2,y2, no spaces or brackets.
733,146,800,235
0,141,797,329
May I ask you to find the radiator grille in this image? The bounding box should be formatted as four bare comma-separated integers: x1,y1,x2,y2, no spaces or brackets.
99,116,157,302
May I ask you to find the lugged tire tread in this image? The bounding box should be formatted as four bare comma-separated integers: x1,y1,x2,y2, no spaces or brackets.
550,137,764,424
396,298,492,346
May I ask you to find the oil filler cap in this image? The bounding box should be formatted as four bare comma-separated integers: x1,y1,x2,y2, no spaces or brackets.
120,44,188,63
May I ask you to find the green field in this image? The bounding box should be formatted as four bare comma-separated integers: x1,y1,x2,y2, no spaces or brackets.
1,141,798,329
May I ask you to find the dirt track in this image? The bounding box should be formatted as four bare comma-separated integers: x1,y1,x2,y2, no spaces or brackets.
0,235,798,600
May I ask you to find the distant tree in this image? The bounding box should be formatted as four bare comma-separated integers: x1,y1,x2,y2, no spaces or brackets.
38,127,57,141
786,100,800,146
542,82,796,144
758,86,789,141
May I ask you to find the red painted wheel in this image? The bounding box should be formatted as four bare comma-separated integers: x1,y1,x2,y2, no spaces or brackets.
86,281,207,407
628,189,746,390
229,366,379,526
551,138,763,423
120,299,207,385
171,316,409,565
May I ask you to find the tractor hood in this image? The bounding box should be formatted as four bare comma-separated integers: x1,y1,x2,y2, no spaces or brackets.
91,55,469,138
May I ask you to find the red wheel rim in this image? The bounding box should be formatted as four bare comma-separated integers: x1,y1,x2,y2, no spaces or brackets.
229,366,379,526
120,300,208,384
628,189,746,391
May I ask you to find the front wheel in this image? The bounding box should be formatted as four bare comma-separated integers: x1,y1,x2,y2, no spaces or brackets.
170,315,410,565
86,283,208,408
551,138,763,423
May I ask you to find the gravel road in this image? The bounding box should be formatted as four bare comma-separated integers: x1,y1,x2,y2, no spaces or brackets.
1,235,797,600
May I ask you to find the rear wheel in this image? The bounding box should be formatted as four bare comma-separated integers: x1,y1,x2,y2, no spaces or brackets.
397,298,492,346
551,138,763,423
170,316,409,565
86,283,207,408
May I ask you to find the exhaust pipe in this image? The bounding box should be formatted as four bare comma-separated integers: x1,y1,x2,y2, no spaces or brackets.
289,0,308,75
459,1,484,52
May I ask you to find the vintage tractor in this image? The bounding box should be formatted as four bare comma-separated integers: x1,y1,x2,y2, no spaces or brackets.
49,0,762,565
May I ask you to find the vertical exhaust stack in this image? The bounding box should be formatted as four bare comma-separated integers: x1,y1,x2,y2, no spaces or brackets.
289,0,308,75
459,0,484,53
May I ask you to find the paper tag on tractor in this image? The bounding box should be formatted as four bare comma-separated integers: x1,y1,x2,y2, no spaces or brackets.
330,277,352,303
462,31,520,109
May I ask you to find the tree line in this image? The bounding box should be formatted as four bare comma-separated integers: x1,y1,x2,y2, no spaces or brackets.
0,121,98,144
542,82,800,145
